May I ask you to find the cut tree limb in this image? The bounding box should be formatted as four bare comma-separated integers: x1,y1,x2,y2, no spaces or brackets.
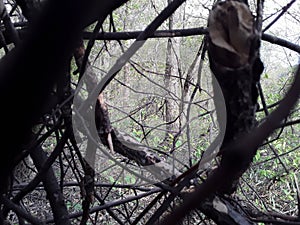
207,0,264,194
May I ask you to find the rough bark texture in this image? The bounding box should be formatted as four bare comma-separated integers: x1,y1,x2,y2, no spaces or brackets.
207,0,264,194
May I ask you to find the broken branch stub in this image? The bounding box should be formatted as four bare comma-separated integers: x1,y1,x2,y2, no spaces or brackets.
208,0,254,68
207,0,264,194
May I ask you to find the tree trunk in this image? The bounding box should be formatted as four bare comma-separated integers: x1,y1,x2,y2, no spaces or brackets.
207,0,264,194
163,0,179,147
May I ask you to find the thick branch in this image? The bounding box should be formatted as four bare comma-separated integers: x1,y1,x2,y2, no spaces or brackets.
30,146,71,225
0,0,128,193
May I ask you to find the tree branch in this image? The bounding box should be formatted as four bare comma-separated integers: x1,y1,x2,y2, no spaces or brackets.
158,64,300,225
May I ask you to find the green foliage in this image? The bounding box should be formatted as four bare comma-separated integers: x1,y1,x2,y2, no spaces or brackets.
263,73,269,79
132,128,143,141
238,63,300,215
124,173,136,184
66,200,82,211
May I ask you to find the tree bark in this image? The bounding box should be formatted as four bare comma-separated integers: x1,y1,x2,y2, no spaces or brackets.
207,0,264,194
